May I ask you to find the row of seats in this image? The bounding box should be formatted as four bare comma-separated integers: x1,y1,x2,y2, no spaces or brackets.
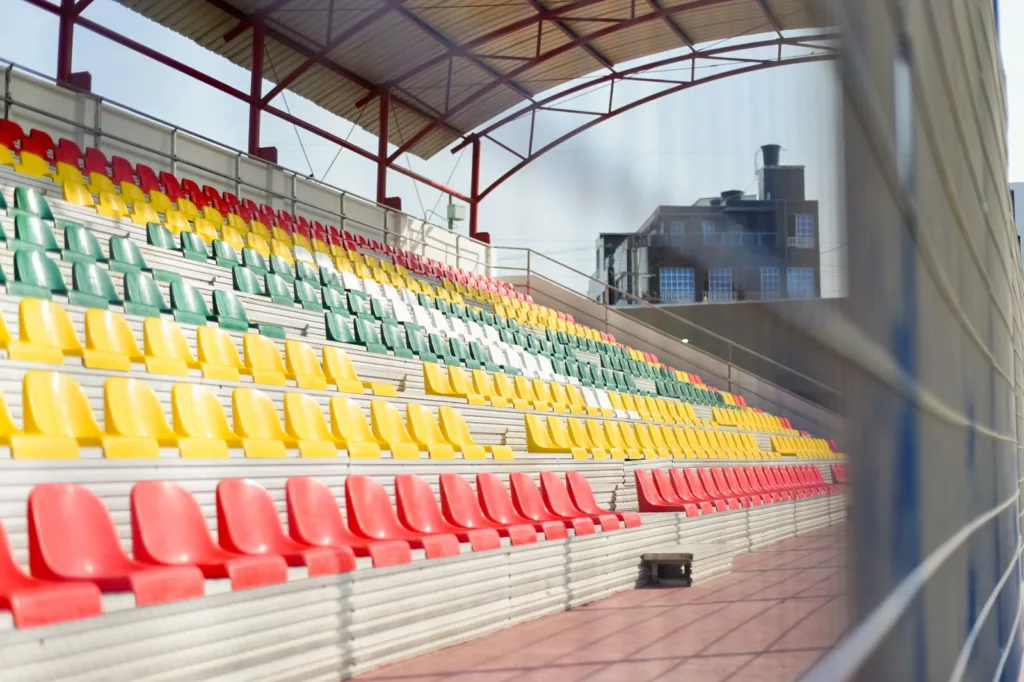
526,413,780,461
831,463,847,483
0,470,633,628
0,370,508,460
635,465,839,515
769,435,836,459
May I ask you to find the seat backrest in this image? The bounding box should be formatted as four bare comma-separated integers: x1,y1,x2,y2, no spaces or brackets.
216,478,288,552
539,471,583,517
131,481,219,564
344,475,406,540
233,388,291,444
476,473,524,525
105,377,175,441
28,483,130,580
370,400,415,446
285,476,349,547
143,317,195,364
395,473,450,534
509,472,552,521
243,333,286,376
72,262,120,304
233,265,264,295
20,298,82,355
23,371,102,441
565,471,602,514
684,468,711,500
633,469,666,506
85,308,142,359
406,403,450,449
171,383,238,443
329,396,378,446
283,392,334,442
285,340,324,379
170,281,211,317
15,215,58,250
652,469,681,502
197,326,244,370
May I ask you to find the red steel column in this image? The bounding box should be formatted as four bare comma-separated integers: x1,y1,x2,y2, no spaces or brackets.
469,136,480,239
56,0,76,84
376,89,390,204
248,23,265,155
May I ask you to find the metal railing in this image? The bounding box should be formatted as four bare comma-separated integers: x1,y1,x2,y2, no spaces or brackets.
787,235,816,248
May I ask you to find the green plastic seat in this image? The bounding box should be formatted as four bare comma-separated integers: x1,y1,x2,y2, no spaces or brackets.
624,373,639,393
369,297,393,322
124,271,170,318
347,291,373,320
212,289,250,333
417,293,435,309
294,279,323,312
13,187,54,221
322,286,350,314
60,222,105,264
69,262,121,309
482,312,495,327
169,280,210,327
469,341,500,372
180,231,209,262
10,250,67,299
381,321,415,359
294,260,318,283
354,317,388,355
269,255,295,284
428,333,459,366
319,267,342,291
449,337,481,369
436,299,452,317
233,265,266,297
0,190,7,215
108,236,179,282
10,215,58,253
449,302,466,319
213,239,239,268
242,247,267,276
404,322,437,362
325,312,356,344
264,272,294,307
493,314,507,329
467,307,482,323
147,222,177,251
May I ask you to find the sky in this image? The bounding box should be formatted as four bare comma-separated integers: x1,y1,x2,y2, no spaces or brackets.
15,0,1024,299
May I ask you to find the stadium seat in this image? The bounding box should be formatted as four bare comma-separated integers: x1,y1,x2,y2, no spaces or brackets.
0,520,103,628
395,474,501,551
370,400,421,458
232,388,293,458
539,472,619,530
345,475,460,558
329,396,382,458
323,346,395,396
13,371,98,459
83,309,143,371
102,377,179,459
122,272,168,319
131,481,288,589
665,468,714,513
565,471,641,527
196,326,245,381
180,231,209,262
10,215,59,253
438,473,537,545
216,479,356,576
15,152,50,178
712,468,752,507
0,145,13,169
169,280,211,326
405,403,456,459
7,298,82,365
281,393,337,458
28,483,205,605
698,469,742,509
285,477,412,567
70,261,121,309
682,468,728,511
438,405,513,460
509,472,596,534
283,340,328,390
242,333,288,386
171,383,239,458
634,469,694,514
142,317,196,376
476,473,567,540
61,222,105,263
652,469,701,514
12,187,53,220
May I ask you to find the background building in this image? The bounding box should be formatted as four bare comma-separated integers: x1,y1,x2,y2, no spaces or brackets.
595,144,821,305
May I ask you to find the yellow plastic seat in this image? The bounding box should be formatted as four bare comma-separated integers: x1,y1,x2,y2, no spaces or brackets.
531,379,566,413
270,239,294,264
284,340,328,390
120,182,146,205
524,414,572,455
245,232,271,259
192,217,219,244
603,421,641,460
312,238,330,254
567,418,608,459
15,151,50,178
546,416,587,459
13,371,99,459
250,220,271,240
406,403,455,459
62,181,95,209
648,424,681,458
87,172,115,195
513,375,550,411
438,405,510,459
470,369,510,408
175,198,199,221
0,390,21,446
492,373,530,409
53,161,85,185
242,333,287,386
103,377,175,459
271,226,291,243
564,384,598,416
660,425,692,459
130,200,159,227
96,191,130,220
549,382,581,415
323,346,396,396
370,400,420,459
197,326,246,381
329,396,382,458
221,226,245,252
633,423,668,458
143,318,198,376
83,309,144,372
283,393,338,458
171,383,238,458
203,205,225,225
444,366,487,406
233,388,293,458
9,299,83,365
423,362,458,399
148,190,173,214
0,144,15,168
226,213,249,234
164,210,191,236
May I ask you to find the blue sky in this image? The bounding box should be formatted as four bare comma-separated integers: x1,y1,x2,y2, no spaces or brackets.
10,1,1021,297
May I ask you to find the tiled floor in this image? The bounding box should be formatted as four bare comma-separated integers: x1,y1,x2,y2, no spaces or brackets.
357,525,848,682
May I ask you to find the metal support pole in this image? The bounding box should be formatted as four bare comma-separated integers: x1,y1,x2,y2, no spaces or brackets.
56,0,76,84
376,90,390,204
170,127,178,176
247,23,264,156
469,136,481,239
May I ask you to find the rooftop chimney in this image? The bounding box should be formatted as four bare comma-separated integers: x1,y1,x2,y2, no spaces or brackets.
761,144,781,167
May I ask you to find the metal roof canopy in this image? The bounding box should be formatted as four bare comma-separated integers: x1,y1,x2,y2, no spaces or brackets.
22,0,836,242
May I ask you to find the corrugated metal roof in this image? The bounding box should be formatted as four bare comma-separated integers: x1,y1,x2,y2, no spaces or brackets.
111,0,823,159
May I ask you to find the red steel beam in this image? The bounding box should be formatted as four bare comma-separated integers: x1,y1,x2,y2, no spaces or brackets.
248,23,264,154
752,0,784,37
223,0,297,42
377,90,390,203
469,137,481,239
477,54,834,201
387,0,740,162
646,0,694,48
56,0,76,83
73,0,94,14
525,0,616,70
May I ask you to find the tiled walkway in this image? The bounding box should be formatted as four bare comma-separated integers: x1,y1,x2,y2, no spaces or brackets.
357,525,848,682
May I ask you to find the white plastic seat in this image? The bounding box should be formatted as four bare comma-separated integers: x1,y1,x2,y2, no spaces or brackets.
536,354,564,383
581,386,603,412
593,389,623,417
293,244,315,264
429,309,452,334
341,269,363,292
314,251,334,270
466,320,486,342
483,325,501,344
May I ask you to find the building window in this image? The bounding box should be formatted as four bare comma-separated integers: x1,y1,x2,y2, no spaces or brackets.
667,220,685,246
708,267,733,301
659,267,695,303
702,221,716,245
760,267,780,299
789,214,815,248
787,267,815,299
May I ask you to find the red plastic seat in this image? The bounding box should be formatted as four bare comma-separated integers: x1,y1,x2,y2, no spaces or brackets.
395,474,501,551
28,483,205,606
634,469,694,515
711,468,751,507
683,469,729,512
740,467,780,503
476,473,567,540
131,481,288,590
181,178,205,205
698,469,742,510
54,138,83,167
540,471,620,530
159,171,184,199
216,479,356,577
111,155,136,185
438,474,537,545
345,475,460,558
285,477,412,567
509,472,595,534
763,467,799,499
222,191,240,207
652,469,701,516
724,467,763,505
0,119,23,149
664,468,713,514
28,128,54,150
755,467,791,500
20,135,51,159
562,472,640,528
0,520,101,628
203,185,223,203
771,467,806,498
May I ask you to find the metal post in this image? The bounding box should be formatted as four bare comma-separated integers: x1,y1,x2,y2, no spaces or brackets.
248,24,264,156
3,65,12,118
376,90,390,204
56,0,76,84
170,127,178,176
469,136,481,239
234,153,242,196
